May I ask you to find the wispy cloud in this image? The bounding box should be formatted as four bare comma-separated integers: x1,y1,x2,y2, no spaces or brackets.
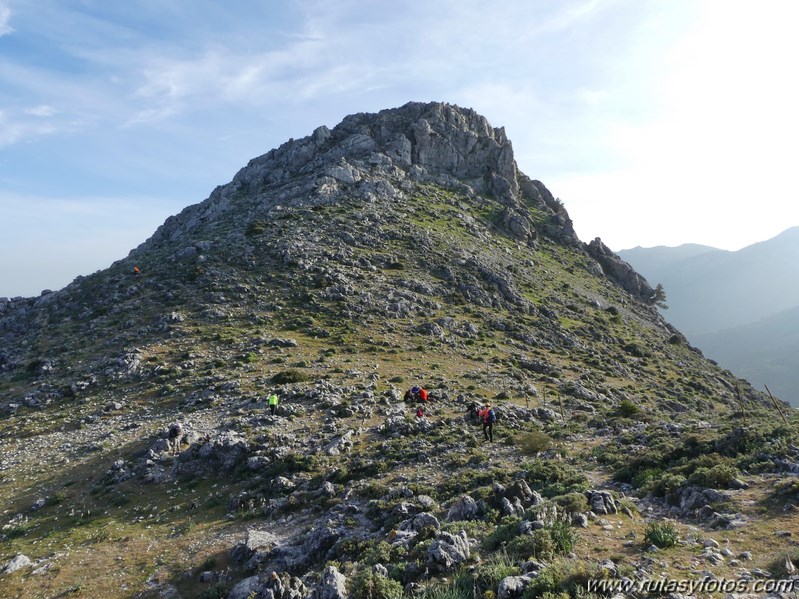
24,104,57,117
0,4,13,36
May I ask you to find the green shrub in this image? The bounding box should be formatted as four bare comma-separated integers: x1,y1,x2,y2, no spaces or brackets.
506,529,555,560
644,521,679,548
520,459,589,498
419,570,475,599
483,517,522,551
271,369,310,384
687,464,737,489
514,431,553,455
523,558,606,598
637,471,686,499
632,467,661,489
348,570,404,599
548,521,578,554
617,399,641,418
552,492,589,514
473,552,520,594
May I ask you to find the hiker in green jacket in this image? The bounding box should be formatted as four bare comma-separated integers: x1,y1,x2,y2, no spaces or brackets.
267,392,279,416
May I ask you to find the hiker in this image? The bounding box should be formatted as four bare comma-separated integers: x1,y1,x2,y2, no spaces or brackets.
416,406,424,418
167,422,184,455
403,389,414,402
418,387,429,402
467,401,480,423
482,404,496,442
410,386,421,401
267,392,279,416
133,265,141,275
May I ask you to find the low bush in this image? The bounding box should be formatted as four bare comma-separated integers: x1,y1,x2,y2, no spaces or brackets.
644,521,679,548
687,463,738,489
617,399,641,418
520,459,589,498
506,529,555,560
513,431,553,455
523,558,607,598
348,570,404,599
483,516,522,551
473,552,520,594
548,521,579,554
552,492,588,514
271,369,310,384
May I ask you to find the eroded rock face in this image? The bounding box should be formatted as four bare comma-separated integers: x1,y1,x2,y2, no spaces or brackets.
135,102,571,255
586,237,656,302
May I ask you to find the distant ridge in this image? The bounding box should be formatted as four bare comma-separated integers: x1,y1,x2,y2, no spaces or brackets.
619,227,799,405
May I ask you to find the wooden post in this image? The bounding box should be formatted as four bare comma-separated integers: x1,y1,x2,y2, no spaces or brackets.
764,385,789,425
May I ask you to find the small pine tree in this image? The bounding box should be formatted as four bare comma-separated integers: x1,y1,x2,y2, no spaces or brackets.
651,283,668,309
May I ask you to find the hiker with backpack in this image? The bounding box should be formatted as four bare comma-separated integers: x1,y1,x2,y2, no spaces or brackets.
482,404,496,442
267,392,279,416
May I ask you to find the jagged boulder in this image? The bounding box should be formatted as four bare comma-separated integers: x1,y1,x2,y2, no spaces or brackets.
309,565,348,599
586,490,618,515
498,575,535,599
427,530,471,570
446,495,480,522
586,237,655,301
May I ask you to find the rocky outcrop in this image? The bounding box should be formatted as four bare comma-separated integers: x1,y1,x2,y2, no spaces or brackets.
586,237,656,301
427,530,471,570
309,565,348,599
134,102,573,258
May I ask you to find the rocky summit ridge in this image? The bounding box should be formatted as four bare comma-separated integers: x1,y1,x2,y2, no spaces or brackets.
1,102,798,599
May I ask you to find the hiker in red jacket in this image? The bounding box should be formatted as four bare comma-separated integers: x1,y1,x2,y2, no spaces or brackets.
481,405,496,442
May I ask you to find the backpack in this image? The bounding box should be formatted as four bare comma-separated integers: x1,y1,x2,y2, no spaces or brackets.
487,409,496,424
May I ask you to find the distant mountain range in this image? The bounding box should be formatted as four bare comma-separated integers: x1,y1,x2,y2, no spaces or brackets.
619,226,799,406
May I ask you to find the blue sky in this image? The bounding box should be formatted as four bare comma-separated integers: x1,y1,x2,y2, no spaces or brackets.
2,0,798,297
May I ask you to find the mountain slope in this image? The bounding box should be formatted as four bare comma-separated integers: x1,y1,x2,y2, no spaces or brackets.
694,304,799,404
618,227,799,335
619,228,799,406
1,102,797,599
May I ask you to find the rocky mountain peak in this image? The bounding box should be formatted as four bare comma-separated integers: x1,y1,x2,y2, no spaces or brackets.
137,101,577,254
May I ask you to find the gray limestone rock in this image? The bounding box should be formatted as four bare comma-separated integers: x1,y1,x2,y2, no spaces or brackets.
310,565,348,599
446,495,480,522
428,530,471,570
2,554,32,574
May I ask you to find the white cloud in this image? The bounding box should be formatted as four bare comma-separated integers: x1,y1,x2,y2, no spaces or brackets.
24,104,57,117
0,4,13,36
